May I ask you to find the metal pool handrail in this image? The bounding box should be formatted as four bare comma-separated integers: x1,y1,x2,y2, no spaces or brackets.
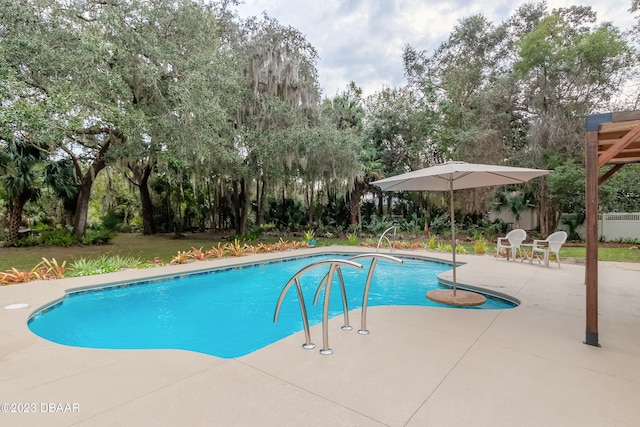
347,253,403,335
275,253,404,355
376,226,397,252
313,267,352,332
273,259,363,353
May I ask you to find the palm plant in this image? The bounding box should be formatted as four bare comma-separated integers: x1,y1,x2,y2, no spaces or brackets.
43,159,79,223
505,192,528,229
0,139,48,246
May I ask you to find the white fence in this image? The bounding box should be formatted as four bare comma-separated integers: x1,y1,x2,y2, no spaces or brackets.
559,212,640,241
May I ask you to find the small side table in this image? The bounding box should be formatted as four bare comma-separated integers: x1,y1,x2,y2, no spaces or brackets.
520,244,534,263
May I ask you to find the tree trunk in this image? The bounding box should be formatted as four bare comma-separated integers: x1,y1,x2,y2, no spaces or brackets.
72,140,111,239
127,162,156,235
386,193,393,216
281,183,287,229
255,176,266,227
74,174,96,239
307,184,314,225
240,178,249,234
4,194,28,246
206,178,214,231
349,178,364,226
537,178,556,236
139,165,156,235
231,178,248,235
217,180,224,230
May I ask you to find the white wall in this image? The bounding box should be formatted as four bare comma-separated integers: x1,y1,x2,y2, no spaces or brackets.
489,208,539,231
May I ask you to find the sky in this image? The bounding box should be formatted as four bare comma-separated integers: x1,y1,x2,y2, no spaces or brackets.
235,0,637,98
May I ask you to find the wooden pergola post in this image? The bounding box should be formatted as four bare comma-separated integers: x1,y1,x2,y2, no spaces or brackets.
584,115,603,347
584,110,640,347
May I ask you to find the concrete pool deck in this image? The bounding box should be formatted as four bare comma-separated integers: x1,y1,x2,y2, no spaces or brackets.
1,247,639,426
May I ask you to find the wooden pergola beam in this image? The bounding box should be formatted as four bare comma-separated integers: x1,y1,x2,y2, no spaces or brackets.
598,164,624,186
597,123,640,168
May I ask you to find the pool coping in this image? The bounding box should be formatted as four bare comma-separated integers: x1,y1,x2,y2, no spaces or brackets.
26,248,518,322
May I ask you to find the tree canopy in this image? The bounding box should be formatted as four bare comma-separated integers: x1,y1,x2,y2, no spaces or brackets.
1,0,639,244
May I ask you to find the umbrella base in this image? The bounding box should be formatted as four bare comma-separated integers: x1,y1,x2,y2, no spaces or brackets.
426,289,486,307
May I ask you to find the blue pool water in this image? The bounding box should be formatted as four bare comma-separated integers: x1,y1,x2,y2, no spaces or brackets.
28,254,516,358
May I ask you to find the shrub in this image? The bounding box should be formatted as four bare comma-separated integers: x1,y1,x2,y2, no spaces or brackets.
364,215,395,235
244,226,264,241
118,224,133,233
346,232,358,246
228,239,249,257
246,244,260,254
0,267,37,284
190,247,210,261
287,240,305,249
303,230,316,243
146,257,164,266
81,228,115,245
11,235,41,247
171,251,192,264
436,242,452,252
470,228,484,242
366,237,377,246
428,236,437,250
69,255,141,276
274,238,290,251
428,214,449,236
100,210,123,232
403,241,422,249
34,258,67,279
473,239,487,254
256,243,275,253
40,229,77,246
208,242,228,258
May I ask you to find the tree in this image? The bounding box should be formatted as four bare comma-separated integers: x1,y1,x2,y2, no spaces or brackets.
77,0,242,235
606,164,640,211
364,85,440,217
403,14,519,216
0,51,62,244
229,14,321,234
548,161,616,214
0,0,139,238
404,14,513,162
321,83,369,227
512,4,633,234
1,0,243,238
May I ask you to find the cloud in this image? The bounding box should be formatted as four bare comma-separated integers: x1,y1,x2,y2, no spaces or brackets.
236,0,636,98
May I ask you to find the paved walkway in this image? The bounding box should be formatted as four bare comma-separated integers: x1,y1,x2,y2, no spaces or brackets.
1,247,639,426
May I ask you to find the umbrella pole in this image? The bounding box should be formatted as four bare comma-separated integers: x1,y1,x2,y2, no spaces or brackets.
449,179,456,296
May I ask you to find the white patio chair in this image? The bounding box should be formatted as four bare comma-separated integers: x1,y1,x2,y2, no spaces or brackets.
530,231,568,268
496,229,527,261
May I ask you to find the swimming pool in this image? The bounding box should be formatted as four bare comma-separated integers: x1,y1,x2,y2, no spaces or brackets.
28,253,516,358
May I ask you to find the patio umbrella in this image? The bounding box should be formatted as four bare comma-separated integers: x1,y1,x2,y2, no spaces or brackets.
372,161,550,301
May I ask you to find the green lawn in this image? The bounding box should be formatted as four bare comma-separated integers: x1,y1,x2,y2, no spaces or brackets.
481,244,640,263
0,233,231,272
1,233,639,273
0,233,344,272
553,245,640,263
